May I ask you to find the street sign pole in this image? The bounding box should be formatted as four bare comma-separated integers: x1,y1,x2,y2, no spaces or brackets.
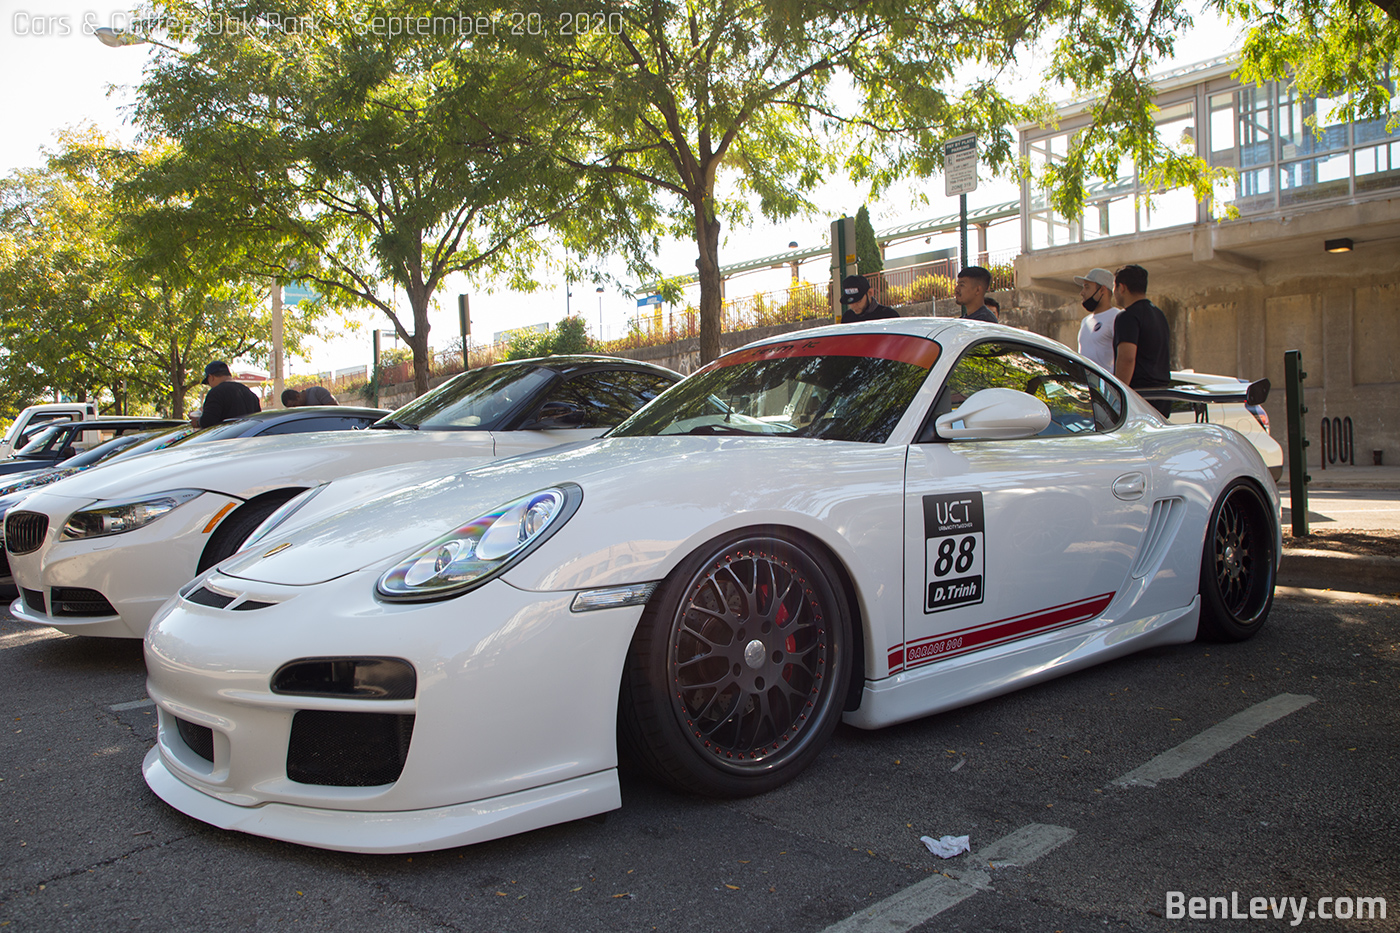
458,294,471,369
830,215,856,322
960,194,968,270
944,134,978,270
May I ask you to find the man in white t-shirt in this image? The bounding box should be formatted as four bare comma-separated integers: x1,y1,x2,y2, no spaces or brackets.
1074,268,1120,370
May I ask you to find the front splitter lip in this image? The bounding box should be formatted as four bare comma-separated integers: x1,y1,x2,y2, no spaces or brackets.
142,746,620,854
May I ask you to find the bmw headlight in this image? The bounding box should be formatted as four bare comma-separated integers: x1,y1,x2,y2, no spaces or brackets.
377,485,581,602
61,489,202,541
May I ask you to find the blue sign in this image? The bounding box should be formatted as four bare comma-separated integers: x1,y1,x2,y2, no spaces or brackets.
636,293,663,307
282,283,320,306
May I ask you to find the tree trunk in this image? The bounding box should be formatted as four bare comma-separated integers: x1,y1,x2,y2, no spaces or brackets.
694,203,723,364
405,282,433,397
169,334,186,420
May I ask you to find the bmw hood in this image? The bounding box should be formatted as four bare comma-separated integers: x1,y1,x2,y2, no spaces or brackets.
29,428,497,501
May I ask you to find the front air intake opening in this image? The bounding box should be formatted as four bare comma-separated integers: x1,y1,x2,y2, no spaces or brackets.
51,587,117,617
272,657,416,700
286,710,415,787
175,717,216,763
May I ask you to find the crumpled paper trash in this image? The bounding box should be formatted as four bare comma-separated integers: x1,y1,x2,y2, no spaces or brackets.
920,834,970,859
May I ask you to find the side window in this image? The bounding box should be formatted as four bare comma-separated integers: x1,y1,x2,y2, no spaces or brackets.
259,416,354,436
528,370,674,428
921,341,1125,441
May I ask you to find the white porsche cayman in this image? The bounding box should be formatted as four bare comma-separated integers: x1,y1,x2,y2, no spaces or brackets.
142,319,1279,854
5,356,678,638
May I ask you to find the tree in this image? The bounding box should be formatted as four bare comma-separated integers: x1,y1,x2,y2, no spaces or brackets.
854,205,883,276
0,128,318,418
1025,0,1397,220
543,1,1055,363
503,316,594,360
1217,0,1399,127
134,0,605,395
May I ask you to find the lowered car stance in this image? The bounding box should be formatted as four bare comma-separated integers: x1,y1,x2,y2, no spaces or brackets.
5,357,678,638
140,320,1279,853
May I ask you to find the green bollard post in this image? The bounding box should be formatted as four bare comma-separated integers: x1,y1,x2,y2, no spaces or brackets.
1284,349,1310,537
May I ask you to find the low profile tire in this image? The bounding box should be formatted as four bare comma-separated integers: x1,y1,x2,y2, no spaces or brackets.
196,492,301,573
619,530,852,797
1197,480,1277,642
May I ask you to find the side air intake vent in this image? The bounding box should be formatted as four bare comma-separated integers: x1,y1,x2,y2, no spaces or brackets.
1132,497,1186,579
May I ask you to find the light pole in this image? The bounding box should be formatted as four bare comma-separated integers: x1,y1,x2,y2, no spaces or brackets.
596,287,604,340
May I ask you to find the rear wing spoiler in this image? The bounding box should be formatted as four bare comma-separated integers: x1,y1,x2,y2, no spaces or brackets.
1136,378,1270,409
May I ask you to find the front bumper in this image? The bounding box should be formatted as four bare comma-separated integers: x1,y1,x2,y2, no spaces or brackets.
143,568,641,852
6,491,242,638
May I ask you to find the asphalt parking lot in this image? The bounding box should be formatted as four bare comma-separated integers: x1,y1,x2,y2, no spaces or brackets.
2,588,1396,933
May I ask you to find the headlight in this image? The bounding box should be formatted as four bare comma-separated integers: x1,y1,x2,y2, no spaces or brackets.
61,489,202,540
377,485,581,602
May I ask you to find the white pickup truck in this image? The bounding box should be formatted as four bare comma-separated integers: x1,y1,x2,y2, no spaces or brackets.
0,402,99,460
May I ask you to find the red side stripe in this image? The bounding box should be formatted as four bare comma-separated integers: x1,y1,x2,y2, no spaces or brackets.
889,592,1115,673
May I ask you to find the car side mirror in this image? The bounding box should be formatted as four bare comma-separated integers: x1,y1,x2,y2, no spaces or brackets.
935,388,1052,441
530,400,586,428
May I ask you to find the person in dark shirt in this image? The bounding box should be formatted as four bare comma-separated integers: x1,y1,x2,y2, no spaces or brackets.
839,274,900,324
281,385,338,407
196,361,261,427
954,266,998,322
1111,264,1173,418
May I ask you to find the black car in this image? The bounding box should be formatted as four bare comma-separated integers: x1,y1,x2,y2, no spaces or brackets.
0,417,187,477
181,405,391,442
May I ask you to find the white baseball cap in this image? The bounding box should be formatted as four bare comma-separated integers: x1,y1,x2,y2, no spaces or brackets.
1072,268,1114,289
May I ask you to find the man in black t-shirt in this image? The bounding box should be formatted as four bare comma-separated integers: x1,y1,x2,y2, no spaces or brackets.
196,361,261,427
1111,264,1172,418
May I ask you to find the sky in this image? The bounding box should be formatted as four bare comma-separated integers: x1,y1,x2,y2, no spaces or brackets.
0,3,1240,379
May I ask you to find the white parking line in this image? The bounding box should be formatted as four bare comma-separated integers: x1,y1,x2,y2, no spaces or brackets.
109,698,154,711
1110,693,1317,789
818,824,1076,933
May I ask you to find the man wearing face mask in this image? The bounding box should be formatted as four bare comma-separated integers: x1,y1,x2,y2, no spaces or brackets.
1073,268,1120,370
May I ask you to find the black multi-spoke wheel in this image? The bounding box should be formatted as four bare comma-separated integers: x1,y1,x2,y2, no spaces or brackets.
620,531,852,797
1198,480,1277,642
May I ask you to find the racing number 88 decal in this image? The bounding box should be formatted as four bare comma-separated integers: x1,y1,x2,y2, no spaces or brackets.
923,492,985,613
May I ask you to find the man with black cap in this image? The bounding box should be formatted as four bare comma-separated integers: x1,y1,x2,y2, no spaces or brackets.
839,274,899,324
195,361,261,427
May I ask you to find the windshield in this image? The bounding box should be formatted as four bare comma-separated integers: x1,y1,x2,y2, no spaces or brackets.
383,365,553,430
612,334,940,443
60,432,156,468
14,424,68,457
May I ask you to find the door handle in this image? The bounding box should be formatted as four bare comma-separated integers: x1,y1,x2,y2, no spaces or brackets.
1113,472,1146,500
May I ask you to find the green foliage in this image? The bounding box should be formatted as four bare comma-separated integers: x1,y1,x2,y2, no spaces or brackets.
885,274,956,306
379,347,414,368
551,316,593,355
542,0,1043,363
1220,0,1399,132
855,206,883,276
504,316,596,360
0,127,318,418
134,0,602,393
